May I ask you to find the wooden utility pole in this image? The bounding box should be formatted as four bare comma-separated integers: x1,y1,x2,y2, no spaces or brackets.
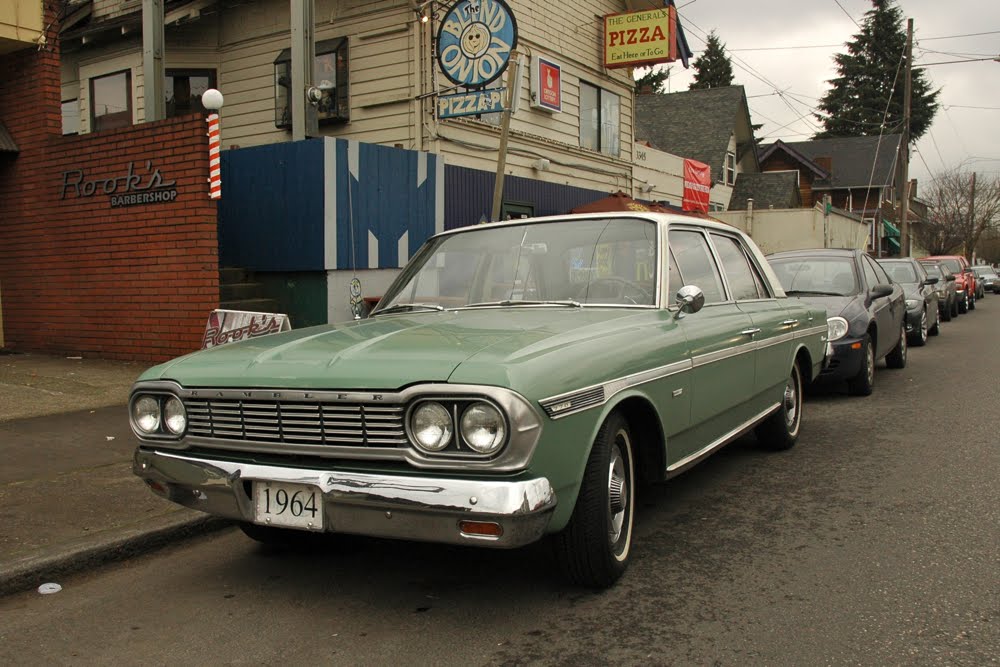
490,54,522,222
898,18,913,256
968,171,977,259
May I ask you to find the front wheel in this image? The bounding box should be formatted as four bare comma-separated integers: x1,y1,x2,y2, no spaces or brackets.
554,411,636,589
969,292,977,311
959,293,969,314
886,324,907,369
910,310,928,346
754,362,803,450
847,334,875,396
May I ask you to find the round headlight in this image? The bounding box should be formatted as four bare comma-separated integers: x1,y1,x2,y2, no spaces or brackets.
133,395,161,433
164,396,187,435
461,402,506,455
410,402,453,452
827,316,849,342
905,299,919,309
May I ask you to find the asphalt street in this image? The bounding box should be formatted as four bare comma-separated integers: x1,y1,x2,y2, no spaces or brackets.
1,300,997,666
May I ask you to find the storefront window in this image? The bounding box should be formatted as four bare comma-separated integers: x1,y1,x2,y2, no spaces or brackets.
166,70,217,117
274,38,350,129
90,70,132,132
579,81,619,157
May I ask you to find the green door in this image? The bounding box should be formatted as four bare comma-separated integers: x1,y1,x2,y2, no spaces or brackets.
668,228,756,466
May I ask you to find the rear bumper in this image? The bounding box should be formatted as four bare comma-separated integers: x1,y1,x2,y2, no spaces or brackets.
134,448,557,548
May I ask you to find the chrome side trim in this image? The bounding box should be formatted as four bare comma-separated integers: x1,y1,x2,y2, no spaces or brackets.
691,344,754,368
134,449,557,549
666,402,781,477
539,359,691,420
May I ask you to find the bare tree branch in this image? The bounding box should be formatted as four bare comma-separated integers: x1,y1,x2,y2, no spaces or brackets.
914,169,1000,257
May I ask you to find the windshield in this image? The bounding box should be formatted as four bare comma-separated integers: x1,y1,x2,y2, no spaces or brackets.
939,258,963,273
922,264,942,278
769,256,859,296
375,218,658,312
881,261,919,283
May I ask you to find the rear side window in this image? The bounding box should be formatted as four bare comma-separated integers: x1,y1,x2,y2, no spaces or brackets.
711,233,765,300
669,229,726,304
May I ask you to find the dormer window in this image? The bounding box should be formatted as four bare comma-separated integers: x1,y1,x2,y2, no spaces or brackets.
274,37,350,129
725,152,736,186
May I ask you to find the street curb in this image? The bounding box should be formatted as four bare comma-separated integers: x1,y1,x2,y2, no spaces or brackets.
0,513,232,598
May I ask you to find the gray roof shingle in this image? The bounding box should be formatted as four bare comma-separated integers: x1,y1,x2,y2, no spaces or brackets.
728,172,801,210
761,135,901,189
635,86,753,184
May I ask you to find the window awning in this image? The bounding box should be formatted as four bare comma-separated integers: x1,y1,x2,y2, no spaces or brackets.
883,218,900,238
0,121,19,154
888,236,900,250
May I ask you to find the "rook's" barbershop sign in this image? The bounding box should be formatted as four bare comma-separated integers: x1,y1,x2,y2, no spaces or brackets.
60,160,179,208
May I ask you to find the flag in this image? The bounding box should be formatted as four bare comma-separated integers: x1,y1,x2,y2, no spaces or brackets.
666,0,694,68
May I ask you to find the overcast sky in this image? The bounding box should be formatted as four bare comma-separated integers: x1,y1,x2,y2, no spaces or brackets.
655,0,999,186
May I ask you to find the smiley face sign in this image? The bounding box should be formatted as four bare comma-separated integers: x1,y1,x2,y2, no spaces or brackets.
436,0,518,88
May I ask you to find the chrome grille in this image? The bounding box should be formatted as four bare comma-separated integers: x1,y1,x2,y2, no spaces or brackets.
185,399,407,447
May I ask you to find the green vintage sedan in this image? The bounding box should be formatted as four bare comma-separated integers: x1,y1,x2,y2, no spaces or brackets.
131,213,828,588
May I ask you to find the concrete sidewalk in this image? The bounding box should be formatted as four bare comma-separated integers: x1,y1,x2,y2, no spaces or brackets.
0,352,227,596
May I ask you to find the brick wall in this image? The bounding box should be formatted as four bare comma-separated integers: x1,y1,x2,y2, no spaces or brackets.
0,3,219,362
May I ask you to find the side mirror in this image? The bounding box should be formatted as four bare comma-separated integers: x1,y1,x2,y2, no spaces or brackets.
871,283,893,298
947,275,957,282
674,285,705,318
922,276,939,286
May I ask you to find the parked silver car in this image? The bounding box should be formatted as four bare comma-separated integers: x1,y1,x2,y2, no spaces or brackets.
971,266,999,294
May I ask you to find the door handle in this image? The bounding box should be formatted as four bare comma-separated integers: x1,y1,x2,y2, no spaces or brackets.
740,328,761,336
781,319,799,326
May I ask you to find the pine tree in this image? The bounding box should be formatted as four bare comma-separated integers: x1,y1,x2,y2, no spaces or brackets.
689,31,734,90
634,66,672,94
815,0,939,140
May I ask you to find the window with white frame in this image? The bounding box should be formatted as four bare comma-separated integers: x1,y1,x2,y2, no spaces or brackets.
90,70,132,132
579,81,620,157
61,100,79,135
725,151,736,185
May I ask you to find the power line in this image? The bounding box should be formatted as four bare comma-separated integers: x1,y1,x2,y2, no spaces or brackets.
920,30,1000,41
832,0,860,28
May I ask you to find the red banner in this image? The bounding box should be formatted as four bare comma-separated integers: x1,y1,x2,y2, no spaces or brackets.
682,159,711,213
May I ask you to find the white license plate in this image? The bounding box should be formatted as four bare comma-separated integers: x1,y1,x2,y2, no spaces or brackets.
252,481,323,531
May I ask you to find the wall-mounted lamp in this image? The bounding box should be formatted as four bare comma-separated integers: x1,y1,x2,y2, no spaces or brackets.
531,158,551,171
413,0,433,23
638,181,655,193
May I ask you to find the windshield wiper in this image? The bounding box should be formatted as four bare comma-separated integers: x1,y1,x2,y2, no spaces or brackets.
373,302,446,315
462,299,582,309
785,289,848,297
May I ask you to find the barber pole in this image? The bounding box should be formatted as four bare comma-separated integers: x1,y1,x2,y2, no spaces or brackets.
207,113,221,199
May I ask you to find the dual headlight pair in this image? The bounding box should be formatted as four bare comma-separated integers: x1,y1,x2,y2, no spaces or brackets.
409,400,507,456
132,394,187,436
131,393,508,457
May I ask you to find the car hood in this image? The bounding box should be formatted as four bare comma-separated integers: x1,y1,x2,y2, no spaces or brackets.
137,308,653,392
784,294,857,318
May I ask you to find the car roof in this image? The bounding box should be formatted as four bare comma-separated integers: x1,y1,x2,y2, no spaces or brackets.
766,248,858,258
432,211,745,240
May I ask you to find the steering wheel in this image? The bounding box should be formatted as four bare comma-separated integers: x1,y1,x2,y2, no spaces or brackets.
577,277,652,304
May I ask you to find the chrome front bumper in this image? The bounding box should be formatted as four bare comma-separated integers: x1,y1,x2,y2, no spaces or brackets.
133,449,557,548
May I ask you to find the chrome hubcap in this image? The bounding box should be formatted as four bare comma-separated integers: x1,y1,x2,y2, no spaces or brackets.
783,372,799,429
607,437,629,546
